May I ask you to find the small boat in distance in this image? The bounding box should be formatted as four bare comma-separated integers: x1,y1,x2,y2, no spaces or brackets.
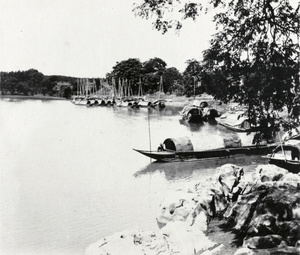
133,136,277,162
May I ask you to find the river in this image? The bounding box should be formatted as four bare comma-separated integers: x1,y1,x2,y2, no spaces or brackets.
0,98,267,255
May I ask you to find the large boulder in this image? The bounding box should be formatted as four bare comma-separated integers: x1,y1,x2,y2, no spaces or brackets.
224,172,300,248
157,164,246,229
85,228,165,255
252,164,288,182
156,190,197,227
194,164,245,217
160,221,216,254
243,235,283,249
85,222,217,255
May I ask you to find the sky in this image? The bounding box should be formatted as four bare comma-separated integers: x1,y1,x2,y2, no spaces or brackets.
0,0,216,78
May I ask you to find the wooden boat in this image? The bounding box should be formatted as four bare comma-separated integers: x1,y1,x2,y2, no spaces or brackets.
217,111,255,132
264,140,300,173
179,100,220,123
134,136,277,162
217,105,282,133
138,99,153,108
218,121,258,132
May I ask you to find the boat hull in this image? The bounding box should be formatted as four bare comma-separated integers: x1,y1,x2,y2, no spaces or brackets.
134,144,277,162
133,149,176,161
268,158,300,174
218,122,257,132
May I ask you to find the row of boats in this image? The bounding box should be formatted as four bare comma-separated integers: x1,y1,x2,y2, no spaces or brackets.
72,77,167,109
71,95,166,109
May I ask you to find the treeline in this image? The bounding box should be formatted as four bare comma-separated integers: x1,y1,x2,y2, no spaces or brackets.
0,69,78,98
0,58,209,99
105,57,207,97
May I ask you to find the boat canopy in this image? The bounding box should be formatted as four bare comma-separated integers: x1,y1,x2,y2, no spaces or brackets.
192,100,208,108
219,113,249,128
163,136,194,152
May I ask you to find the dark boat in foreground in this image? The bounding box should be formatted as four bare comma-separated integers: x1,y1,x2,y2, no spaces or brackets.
264,140,300,173
134,136,277,162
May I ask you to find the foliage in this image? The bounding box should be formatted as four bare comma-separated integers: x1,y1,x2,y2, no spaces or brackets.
182,59,204,97
142,57,167,93
0,69,77,98
163,67,183,94
111,58,143,96
110,57,175,95
133,0,300,143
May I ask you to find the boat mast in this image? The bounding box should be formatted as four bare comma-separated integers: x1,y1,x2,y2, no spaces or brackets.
138,76,142,98
159,75,163,100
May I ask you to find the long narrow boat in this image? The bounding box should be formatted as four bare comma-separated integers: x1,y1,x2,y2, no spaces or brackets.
218,122,259,133
133,136,277,162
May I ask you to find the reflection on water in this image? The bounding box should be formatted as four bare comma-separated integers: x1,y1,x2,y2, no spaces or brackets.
0,98,265,255
134,155,268,181
178,119,219,132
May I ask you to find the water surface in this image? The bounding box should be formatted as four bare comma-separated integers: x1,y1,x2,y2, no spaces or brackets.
0,99,267,255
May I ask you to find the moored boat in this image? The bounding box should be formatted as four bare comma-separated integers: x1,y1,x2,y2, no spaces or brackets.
216,110,254,132
264,139,300,173
134,136,277,162
138,99,153,108
179,100,220,123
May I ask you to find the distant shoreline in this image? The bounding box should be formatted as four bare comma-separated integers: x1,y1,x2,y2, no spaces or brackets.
0,95,67,101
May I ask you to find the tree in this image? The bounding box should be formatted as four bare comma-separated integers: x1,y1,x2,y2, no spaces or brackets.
142,57,167,93
163,67,183,94
112,58,143,96
183,59,203,97
134,0,300,142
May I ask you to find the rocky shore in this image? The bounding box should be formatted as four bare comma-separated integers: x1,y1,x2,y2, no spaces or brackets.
85,163,300,255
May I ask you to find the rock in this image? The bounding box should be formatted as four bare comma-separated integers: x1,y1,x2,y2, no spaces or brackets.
224,188,265,230
206,164,245,216
225,182,300,248
156,191,197,227
254,164,288,182
243,234,283,249
278,172,300,187
247,214,278,236
186,205,208,231
199,244,224,255
278,220,300,245
157,164,246,228
233,247,254,255
85,221,217,255
85,228,166,255
161,221,216,254
86,163,300,255
254,185,300,222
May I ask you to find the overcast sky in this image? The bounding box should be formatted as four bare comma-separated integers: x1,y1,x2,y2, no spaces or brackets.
0,0,216,78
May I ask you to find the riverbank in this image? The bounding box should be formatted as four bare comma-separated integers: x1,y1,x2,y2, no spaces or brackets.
86,163,300,255
0,93,222,107
0,94,67,100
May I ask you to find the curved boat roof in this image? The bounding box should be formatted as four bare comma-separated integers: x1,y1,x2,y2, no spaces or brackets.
163,136,194,152
283,139,300,149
